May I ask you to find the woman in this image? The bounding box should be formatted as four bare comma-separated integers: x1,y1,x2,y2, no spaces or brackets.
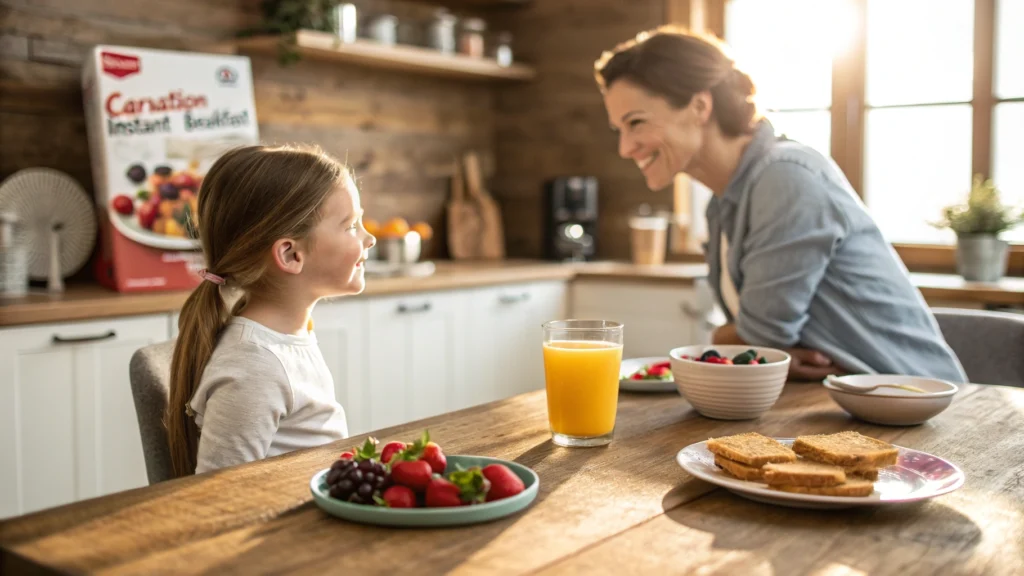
594,27,966,383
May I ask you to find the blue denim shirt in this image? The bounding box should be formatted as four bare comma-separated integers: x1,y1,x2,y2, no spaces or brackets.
705,120,967,383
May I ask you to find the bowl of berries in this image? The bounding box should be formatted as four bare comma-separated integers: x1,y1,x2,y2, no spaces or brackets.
311,431,539,527
668,345,791,420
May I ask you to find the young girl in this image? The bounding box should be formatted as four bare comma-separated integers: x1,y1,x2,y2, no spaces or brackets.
166,144,375,477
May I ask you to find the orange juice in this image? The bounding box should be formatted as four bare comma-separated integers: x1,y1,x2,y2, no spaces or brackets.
542,340,623,437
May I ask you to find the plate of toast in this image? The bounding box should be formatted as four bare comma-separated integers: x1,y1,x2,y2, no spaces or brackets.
676,431,964,509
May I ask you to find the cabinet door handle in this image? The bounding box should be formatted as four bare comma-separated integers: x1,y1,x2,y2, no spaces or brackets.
397,302,432,314
498,293,530,305
52,330,117,345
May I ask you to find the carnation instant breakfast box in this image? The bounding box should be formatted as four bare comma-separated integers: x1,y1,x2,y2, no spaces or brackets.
82,45,259,292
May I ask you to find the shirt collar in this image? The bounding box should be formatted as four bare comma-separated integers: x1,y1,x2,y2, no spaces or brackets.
720,118,777,206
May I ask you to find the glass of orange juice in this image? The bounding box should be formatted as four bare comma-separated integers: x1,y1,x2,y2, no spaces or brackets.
542,320,624,447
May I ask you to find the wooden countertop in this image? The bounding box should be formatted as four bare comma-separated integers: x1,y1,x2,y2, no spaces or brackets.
1,383,1021,574
0,260,708,328
1,259,1022,328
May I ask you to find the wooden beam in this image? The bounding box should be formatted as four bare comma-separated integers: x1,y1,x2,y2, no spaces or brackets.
830,0,867,196
665,0,692,27
972,0,995,180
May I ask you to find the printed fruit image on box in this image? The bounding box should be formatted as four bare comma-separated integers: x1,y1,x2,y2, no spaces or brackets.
82,45,259,292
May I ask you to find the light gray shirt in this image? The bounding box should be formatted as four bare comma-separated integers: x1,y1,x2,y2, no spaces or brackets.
705,119,967,383
189,316,349,474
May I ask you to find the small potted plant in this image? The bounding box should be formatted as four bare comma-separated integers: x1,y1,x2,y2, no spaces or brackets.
932,174,1022,282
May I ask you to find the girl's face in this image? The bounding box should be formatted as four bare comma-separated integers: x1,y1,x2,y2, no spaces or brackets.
305,176,375,298
602,79,711,191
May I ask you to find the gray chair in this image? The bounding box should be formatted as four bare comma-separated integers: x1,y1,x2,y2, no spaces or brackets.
932,308,1024,388
129,341,176,484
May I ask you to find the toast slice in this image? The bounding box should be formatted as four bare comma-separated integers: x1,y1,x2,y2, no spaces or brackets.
769,477,875,497
762,460,846,487
849,469,880,482
707,432,797,466
714,454,764,481
793,431,898,468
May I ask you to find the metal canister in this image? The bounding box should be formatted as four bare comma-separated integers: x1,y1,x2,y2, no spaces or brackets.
333,3,358,43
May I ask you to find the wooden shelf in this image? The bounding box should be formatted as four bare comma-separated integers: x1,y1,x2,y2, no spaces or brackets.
223,30,536,82
403,0,531,8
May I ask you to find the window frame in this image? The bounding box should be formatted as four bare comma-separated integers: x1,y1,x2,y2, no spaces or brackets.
667,0,1024,274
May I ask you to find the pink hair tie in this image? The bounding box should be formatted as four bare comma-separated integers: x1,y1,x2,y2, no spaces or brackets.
198,269,225,285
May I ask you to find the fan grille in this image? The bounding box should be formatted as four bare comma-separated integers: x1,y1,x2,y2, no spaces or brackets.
0,168,97,281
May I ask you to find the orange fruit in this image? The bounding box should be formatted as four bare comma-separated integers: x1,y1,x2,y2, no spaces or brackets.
381,217,410,239
412,221,433,241
363,218,380,236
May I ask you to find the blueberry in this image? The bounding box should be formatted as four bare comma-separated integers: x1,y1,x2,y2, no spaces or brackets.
154,165,173,177
126,164,147,184
159,183,179,200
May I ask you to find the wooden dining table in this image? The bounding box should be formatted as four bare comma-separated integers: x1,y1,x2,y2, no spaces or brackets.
1,382,1022,575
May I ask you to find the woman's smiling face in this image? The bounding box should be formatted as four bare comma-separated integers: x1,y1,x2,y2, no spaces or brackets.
603,79,712,191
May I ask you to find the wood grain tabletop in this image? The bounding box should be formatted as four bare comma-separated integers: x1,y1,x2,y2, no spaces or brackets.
1,383,1021,575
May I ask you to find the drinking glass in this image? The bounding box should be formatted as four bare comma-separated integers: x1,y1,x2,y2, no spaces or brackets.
541,320,624,447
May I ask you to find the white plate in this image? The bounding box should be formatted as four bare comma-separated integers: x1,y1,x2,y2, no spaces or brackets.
676,438,965,510
619,356,677,393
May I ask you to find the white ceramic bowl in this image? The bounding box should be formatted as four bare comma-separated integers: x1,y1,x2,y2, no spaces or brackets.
668,345,791,420
822,374,958,426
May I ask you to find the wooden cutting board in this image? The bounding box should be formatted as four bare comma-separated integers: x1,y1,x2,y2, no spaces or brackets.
462,151,505,260
446,156,483,260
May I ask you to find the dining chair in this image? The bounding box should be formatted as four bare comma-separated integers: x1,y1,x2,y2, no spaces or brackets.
932,308,1024,388
129,340,176,484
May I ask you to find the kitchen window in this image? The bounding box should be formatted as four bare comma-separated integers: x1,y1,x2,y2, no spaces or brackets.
709,0,1023,263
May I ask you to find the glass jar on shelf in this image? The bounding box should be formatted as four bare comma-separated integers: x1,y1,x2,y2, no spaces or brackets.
429,9,458,54
459,17,487,58
368,14,398,46
493,31,514,67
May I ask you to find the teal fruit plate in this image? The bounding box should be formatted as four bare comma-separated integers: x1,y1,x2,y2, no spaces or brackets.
310,455,539,527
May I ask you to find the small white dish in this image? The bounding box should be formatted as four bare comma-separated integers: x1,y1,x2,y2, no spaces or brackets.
676,438,965,510
669,345,791,420
822,374,959,426
619,356,677,393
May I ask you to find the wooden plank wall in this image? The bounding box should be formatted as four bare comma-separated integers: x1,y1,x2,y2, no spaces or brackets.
495,0,667,260
0,0,496,267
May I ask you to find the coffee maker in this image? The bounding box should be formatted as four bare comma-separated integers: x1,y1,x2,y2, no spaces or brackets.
543,176,598,261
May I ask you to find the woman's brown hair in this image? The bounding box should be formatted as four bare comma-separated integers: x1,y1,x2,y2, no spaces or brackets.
594,26,759,137
166,144,348,478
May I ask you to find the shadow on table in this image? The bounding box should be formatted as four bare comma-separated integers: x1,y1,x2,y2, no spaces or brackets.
659,490,982,574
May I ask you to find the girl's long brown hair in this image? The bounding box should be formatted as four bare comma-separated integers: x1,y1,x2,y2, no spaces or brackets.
167,144,348,478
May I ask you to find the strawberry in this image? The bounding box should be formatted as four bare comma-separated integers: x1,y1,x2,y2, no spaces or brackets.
350,437,380,462
391,460,432,492
650,361,671,370
423,442,447,474
447,466,490,505
647,365,668,377
482,464,525,502
338,451,354,460
380,441,406,464
376,485,416,508
425,477,464,507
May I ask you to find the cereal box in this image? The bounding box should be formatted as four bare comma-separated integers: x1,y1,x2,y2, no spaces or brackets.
82,45,259,292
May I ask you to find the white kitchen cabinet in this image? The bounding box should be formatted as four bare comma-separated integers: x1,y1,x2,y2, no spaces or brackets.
570,278,722,359
365,291,463,431
463,281,567,408
0,314,170,519
311,299,370,436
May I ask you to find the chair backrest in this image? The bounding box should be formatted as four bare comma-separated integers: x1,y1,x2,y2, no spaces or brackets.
129,341,176,484
932,308,1024,388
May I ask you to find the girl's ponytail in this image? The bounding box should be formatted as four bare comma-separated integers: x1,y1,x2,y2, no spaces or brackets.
166,279,227,477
